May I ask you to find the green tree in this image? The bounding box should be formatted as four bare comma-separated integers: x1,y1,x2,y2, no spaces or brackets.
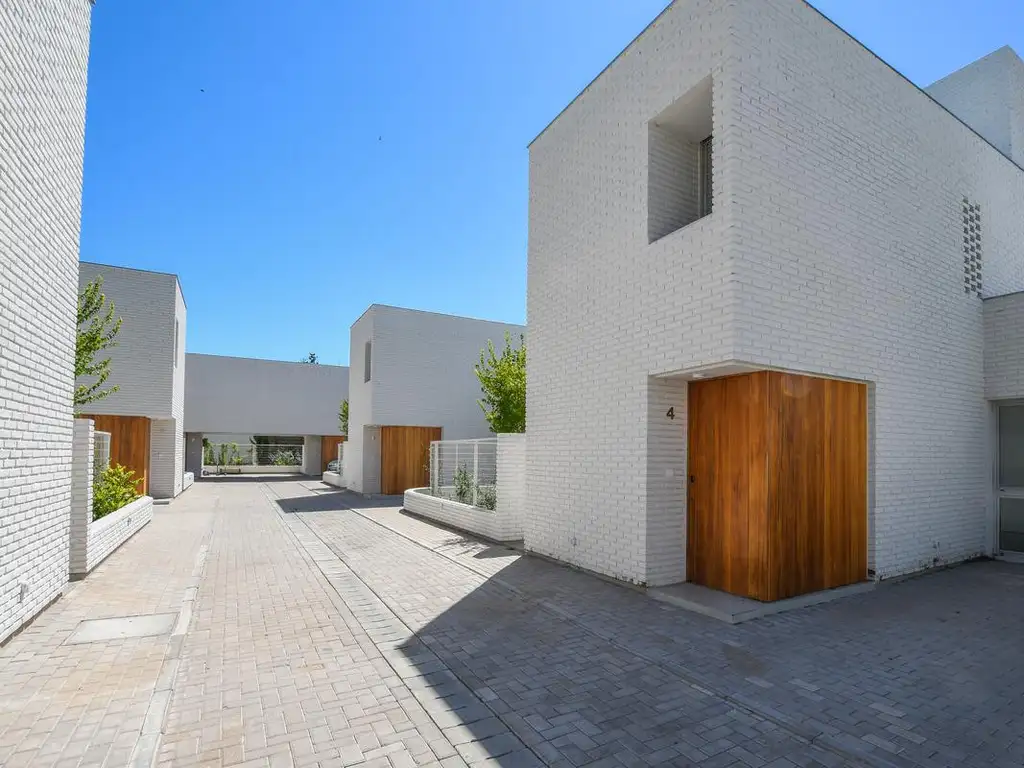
474,332,526,433
300,352,319,364
339,398,348,436
75,276,123,410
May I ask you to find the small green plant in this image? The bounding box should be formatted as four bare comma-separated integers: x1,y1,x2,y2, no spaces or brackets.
476,485,496,511
93,463,140,520
271,450,298,466
217,443,230,467
453,464,474,505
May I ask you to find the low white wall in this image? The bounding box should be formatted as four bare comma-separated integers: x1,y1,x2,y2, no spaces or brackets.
404,488,521,542
74,496,154,578
496,433,526,534
203,465,301,475
71,420,154,578
183,472,194,491
323,471,344,488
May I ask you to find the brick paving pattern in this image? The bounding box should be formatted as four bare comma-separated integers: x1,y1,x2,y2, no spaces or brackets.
0,494,213,768
4,477,1022,767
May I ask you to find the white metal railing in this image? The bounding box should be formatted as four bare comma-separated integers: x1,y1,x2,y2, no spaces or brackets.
203,442,304,468
429,438,497,510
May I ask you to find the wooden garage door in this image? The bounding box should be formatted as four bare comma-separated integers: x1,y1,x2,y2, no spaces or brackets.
321,435,346,472
81,414,151,496
380,426,441,495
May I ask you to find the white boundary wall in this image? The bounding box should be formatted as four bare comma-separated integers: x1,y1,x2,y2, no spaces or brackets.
404,432,526,542
70,419,154,579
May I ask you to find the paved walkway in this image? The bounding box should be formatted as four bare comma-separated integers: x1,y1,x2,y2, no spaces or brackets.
2,478,1022,768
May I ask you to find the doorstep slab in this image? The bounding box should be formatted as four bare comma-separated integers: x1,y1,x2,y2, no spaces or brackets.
66,612,178,644
648,581,875,624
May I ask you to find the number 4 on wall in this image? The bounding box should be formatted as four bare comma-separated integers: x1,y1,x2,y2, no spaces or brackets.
666,407,675,420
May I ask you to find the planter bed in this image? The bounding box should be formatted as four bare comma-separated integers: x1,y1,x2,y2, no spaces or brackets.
72,496,153,579
403,488,521,542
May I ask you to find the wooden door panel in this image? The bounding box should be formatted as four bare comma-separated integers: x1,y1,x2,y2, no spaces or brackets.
320,435,346,473
823,378,868,589
687,372,771,600
82,414,150,496
380,426,441,495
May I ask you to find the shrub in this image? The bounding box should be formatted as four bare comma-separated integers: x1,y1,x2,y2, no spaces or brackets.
271,450,299,466
93,463,141,520
453,464,474,505
476,484,496,511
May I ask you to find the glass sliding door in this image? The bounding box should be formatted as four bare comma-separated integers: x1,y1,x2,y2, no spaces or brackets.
998,405,1024,553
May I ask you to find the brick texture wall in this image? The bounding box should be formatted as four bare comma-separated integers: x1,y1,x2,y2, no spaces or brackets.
927,46,1024,166
984,292,1024,400
527,0,1024,586
0,0,91,642
77,263,180,419
69,419,94,577
347,305,524,494
496,433,526,537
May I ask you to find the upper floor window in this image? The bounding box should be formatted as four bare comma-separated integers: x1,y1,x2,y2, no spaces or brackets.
699,135,713,218
174,320,180,368
647,76,713,243
364,341,372,382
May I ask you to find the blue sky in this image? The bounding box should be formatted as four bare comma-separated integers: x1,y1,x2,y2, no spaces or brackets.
81,0,1024,366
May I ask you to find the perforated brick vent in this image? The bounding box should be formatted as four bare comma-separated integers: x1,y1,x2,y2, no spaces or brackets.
963,198,982,297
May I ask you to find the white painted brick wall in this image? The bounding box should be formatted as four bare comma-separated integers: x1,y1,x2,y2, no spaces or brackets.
527,0,733,586
75,496,153,577
69,419,94,577
404,489,522,542
347,305,524,494
77,263,181,419
346,311,375,493
927,46,1024,166
984,292,1024,400
527,0,1024,587
149,418,177,499
496,433,526,538
0,0,91,643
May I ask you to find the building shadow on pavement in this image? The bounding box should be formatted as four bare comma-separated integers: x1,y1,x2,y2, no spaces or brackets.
266,485,1024,767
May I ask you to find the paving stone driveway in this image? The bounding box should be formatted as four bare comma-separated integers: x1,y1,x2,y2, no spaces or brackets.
267,479,1024,768
3,478,1022,768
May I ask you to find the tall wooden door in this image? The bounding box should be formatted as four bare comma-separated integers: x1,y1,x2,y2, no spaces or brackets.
769,373,867,598
687,371,867,602
82,414,151,496
380,426,441,495
687,372,771,600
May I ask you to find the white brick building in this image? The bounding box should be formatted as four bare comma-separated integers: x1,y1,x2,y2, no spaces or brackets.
0,0,92,643
183,353,349,475
346,305,524,494
77,263,187,500
526,0,1024,595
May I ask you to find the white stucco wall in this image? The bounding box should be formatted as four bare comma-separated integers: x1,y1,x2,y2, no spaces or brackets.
345,311,375,493
77,263,182,419
0,0,91,643
346,305,524,494
526,0,1024,586
184,353,348,436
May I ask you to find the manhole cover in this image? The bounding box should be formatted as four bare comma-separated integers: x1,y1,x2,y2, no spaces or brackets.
66,613,178,644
